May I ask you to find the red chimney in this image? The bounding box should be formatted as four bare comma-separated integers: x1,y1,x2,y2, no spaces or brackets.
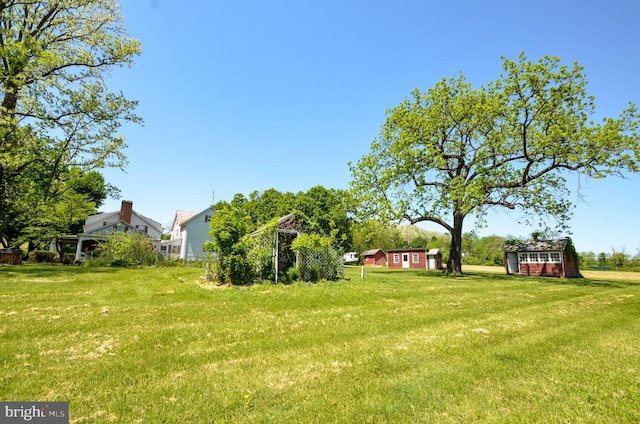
120,200,133,224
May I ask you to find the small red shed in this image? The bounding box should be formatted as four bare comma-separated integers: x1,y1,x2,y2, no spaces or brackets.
503,238,581,278
387,248,442,270
362,249,386,266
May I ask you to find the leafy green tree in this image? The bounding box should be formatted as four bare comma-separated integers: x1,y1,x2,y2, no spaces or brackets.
611,249,627,269
351,219,398,253
597,252,608,267
206,201,255,285
247,188,296,226
350,53,640,274
579,251,597,267
17,169,112,251
294,186,353,251
463,235,506,266
236,186,354,252
0,0,141,247
410,236,427,248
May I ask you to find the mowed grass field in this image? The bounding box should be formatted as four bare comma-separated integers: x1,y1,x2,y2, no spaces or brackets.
1,264,639,423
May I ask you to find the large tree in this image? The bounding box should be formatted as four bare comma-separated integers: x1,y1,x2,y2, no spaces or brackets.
350,54,639,274
0,0,141,247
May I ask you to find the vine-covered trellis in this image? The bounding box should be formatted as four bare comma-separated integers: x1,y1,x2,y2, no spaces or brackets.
296,247,344,281
251,213,304,283
251,213,344,283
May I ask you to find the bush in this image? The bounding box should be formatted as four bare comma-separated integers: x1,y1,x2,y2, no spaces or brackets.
62,253,76,265
94,232,161,267
285,266,299,283
29,250,56,262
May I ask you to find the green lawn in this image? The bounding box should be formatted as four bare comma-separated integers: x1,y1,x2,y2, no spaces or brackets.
1,264,639,423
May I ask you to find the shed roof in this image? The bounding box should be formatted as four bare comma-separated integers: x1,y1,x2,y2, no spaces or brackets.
361,249,384,256
387,248,427,253
502,238,569,253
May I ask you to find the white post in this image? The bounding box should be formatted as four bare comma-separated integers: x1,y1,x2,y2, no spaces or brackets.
274,232,279,284
361,265,364,280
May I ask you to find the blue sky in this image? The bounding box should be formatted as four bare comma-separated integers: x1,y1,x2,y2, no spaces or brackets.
101,0,640,255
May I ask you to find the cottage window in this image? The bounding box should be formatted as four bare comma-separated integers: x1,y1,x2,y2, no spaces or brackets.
393,254,400,264
136,225,148,234
539,252,549,262
204,215,211,222
550,252,561,263
529,253,539,263
412,253,419,263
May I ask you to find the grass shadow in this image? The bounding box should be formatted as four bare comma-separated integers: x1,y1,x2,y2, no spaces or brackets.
0,263,123,279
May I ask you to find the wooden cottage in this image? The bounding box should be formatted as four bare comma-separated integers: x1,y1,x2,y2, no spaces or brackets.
362,249,386,266
503,238,580,278
387,248,442,270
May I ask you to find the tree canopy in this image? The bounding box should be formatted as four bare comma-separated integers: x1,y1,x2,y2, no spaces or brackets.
236,186,353,250
0,0,141,247
350,53,640,274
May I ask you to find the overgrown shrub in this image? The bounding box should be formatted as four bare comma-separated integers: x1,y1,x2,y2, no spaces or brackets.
62,253,76,265
206,204,257,285
92,232,161,267
29,250,56,262
285,266,299,283
252,244,275,281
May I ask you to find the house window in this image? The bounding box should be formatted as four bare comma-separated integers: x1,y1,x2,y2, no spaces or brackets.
160,246,167,252
393,254,400,264
529,253,539,263
550,252,561,263
204,215,211,222
539,252,549,262
412,253,419,263
136,225,148,234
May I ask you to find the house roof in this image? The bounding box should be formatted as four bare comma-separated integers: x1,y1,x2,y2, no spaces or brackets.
427,248,441,255
169,207,214,232
84,210,162,233
175,210,198,225
361,249,384,256
387,248,427,253
502,238,569,253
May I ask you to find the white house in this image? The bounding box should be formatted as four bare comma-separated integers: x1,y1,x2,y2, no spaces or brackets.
59,200,163,261
161,207,214,261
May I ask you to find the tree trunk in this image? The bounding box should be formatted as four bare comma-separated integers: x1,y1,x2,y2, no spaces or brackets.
445,212,465,274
